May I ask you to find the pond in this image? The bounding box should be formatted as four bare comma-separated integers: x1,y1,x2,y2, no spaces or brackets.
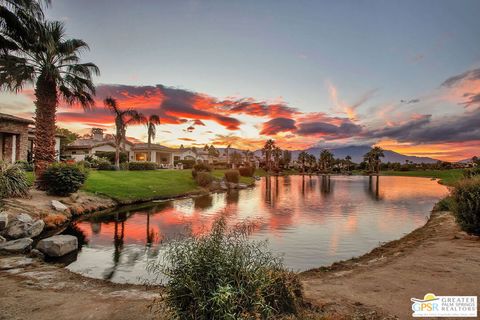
65,175,447,284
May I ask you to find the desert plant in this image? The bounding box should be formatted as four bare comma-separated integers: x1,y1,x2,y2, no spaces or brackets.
195,171,214,187
128,161,157,170
238,166,255,177
224,170,240,183
40,163,88,196
452,177,480,235
0,161,30,198
148,217,303,319
15,160,33,172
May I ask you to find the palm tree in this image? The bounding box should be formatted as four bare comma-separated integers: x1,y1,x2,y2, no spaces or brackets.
345,155,352,172
272,146,282,170
145,114,161,162
297,151,308,173
104,97,144,169
225,144,231,166
319,149,334,173
307,153,317,171
1,17,99,177
261,139,275,172
230,151,242,167
364,146,385,174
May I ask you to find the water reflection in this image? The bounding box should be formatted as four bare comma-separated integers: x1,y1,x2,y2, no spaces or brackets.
66,176,447,284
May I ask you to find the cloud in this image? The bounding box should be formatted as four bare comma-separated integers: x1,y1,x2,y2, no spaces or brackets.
178,137,196,142
192,119,206,126
260,117,297,135
400,99,420,104
365,110,480,143
442,68,480,87
328,82,377,120
296,119,362,138
218,98,299,118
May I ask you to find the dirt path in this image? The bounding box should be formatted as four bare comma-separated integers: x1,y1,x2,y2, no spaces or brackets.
301,211,480,319
0,256,160,320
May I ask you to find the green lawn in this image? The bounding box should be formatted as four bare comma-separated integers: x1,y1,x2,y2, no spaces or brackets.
379,169,464,186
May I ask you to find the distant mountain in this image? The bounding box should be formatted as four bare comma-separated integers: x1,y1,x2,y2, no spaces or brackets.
254,145,439,164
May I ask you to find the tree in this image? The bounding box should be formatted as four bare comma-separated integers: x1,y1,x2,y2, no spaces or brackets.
306,153,317,171
1,10,99,177
272,146,282,169
297,151,308,173
345,155,352,172
145,114,161,162
225,144,231,165
104,97,144,169
243,150,253,166
55,127,79,157
230,151,242,166
261,139,275,171
363,146,385,174
282,150,292,168
208,145,219,163
319,149,334,173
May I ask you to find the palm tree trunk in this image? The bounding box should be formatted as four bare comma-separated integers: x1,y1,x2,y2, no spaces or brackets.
147,133,151,162
34,74,58,183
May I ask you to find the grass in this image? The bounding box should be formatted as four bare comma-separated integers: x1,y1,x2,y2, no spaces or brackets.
25,171,35,186
379,169,464,186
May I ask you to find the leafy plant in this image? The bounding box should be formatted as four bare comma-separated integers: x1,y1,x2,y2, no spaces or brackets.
224,170,240,183
15,160,33,172
192,163,211,178
434,195,455,212
174,160,196,169
452,177,480,235
0,161,30,198
238,166,255,177
195,171,214,187
463,167,480,179
128,161,157,170
148,217,303,319
40,163,88,196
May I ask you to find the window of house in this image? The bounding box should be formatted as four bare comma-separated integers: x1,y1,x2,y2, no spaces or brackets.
135,153,147,161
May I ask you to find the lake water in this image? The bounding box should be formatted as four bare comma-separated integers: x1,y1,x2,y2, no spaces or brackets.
65,175,447,284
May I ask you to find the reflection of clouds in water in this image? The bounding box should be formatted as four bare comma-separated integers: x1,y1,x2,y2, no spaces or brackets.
68,175,447,284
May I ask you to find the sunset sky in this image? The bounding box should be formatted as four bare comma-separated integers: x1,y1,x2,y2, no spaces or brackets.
1,0,479,161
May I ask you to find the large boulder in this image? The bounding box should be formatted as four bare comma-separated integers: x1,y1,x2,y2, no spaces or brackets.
16,213,33,224
0,212,8,231
27,220,45,238
36,235,78,257
0,238,33,254
6,220,28,239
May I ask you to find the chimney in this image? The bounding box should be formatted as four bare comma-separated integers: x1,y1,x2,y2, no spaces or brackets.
91,128,104,141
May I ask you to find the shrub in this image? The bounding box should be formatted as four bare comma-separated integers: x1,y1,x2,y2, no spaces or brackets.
148,217,303,319
239,166,255,177
195,171,214,187
452,177,480,235
192,163,211,178
40,163,88,196
434,195,455,212
96,158,116,171
128,161,157,170
224,170,240,183
15,160,33,172
94,151,128,163
463,167,480,179
0,161,30,198
174,159,196,169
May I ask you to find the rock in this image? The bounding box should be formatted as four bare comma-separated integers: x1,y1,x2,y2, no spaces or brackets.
0,212,8,231
238,183,248,189
220,181,228,190
6,221,28,239
51,200,69,213
69,192,80,201
0,238,33,253
0,235,6,243
29,249,45,260
16,213,33,224
36,235,78,257
27,220,45,238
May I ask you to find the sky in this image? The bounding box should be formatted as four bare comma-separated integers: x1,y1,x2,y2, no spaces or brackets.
1,0,480,161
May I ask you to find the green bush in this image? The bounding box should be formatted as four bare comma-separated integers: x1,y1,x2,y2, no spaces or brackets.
192,163,212,178
452,177,480,235
15,160,33,172
195,171,214,187
463,167,480,179
174,159,196,169
128,161,157,170
0,161,30,198
94,151,128,163
96,158,116,171
238,166,255,177
224,170,240,183
434,195,455,211
40,163,88,196
148,217,303,319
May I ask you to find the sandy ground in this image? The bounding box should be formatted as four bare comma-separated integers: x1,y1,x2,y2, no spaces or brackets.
1,211,479,319
301,211,480,319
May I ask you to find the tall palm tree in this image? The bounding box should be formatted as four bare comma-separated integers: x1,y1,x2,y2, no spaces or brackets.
345,155,352,172
261,139,275,172
319,149,334,173
297,151,308,173
272,146,282,169
104,97,144,169
145,114,161,162
1,17,99,177
363,146,385,174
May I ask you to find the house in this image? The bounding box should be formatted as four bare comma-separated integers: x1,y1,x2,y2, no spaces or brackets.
0,112,61,164
132,143,176,168
0,113,32,163
64,128,133,161
173,147,210,164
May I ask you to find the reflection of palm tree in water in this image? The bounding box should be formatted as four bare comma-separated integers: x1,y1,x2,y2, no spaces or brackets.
103,213,125,280
320,176,332,195
265,176,272,204
367,175,382,201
